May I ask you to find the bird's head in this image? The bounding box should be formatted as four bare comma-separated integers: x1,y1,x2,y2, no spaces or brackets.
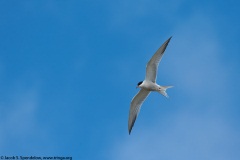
136,81,143,88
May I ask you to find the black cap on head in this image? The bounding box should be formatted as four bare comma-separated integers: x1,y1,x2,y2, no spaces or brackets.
137,81,143,86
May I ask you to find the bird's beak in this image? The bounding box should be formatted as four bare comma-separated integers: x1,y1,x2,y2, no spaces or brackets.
136,86,139,89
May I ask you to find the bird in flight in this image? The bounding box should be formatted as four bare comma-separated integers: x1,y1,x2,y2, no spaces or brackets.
128,37,173,134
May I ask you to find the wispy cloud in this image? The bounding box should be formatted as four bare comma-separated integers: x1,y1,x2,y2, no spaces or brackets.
110,111,240,160
0,85,52,154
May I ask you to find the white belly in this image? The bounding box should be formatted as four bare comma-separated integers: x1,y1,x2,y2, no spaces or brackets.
141,80,160,91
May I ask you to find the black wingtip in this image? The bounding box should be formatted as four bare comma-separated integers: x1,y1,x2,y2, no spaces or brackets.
128,126,132,135
168,36,172,41
128,128,132,135
128,115,137,135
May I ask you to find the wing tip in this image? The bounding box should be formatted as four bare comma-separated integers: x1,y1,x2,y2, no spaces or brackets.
167,36,172,43
128,125,132,135
128,117,135,135
128,129,132,135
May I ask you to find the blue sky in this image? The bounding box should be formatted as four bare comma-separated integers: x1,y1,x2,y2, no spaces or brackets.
0,0,240,159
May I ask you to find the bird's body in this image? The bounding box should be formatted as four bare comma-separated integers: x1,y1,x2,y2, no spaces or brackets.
139,80,165,91
128,37,173,134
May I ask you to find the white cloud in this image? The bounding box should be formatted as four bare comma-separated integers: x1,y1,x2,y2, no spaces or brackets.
0,86,52,154
110,110,239,160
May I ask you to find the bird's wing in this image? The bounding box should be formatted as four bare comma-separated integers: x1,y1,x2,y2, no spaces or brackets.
145,37,172,83
128,89,150,134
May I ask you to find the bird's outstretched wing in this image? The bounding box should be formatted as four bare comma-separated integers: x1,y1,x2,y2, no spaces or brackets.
145,37,172,83
128,89,150,134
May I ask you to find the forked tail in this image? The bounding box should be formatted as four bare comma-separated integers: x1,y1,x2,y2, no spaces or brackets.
158,86,173,98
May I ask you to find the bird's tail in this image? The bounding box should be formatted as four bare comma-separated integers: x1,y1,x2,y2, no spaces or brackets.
158,86,173,98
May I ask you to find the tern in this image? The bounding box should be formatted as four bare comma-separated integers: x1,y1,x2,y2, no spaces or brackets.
128,37,173,134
